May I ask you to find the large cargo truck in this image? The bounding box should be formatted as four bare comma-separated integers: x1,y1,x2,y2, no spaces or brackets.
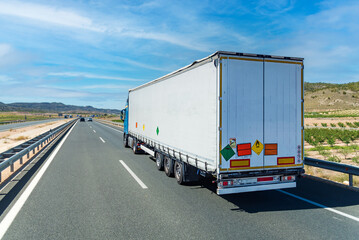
123,51,304,195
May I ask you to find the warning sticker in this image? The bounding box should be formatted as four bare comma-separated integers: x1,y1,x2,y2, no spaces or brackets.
252,140,264,155
229,138,236,148
221,144,235,161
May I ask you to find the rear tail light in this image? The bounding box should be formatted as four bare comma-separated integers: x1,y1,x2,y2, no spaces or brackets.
257,177,274,182
221,180,233,187
281,176,295,181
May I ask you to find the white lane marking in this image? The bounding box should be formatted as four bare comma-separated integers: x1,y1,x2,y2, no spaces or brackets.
95,121,123,133
119,160,148,189
99,137,105,143
277,190,359,222
0,121,78,239
93,130,96,133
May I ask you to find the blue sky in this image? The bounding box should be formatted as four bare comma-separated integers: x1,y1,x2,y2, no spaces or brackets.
0,0,358,110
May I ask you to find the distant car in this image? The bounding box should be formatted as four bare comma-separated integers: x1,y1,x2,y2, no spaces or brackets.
80,117,85,122
88,118,93,122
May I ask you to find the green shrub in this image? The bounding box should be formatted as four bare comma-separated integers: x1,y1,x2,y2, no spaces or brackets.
328,155,341,163
339,148,352,159
327,136,336,147
330,123,336,127
338,122,345,128
321,123,327,127
319,150,330,160
314,123,318,127
346,122,355,128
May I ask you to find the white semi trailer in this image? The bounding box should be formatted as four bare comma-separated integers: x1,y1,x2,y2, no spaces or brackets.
123,51,304,195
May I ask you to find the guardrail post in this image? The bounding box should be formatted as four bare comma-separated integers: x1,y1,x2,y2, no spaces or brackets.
20,157,23,164
10,163,14,172
349,174,353,187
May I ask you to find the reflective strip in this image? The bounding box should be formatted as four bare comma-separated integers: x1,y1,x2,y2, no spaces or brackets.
228,57,263,62
264,59,303,65
219,58,223,166
221,163,302,171
230,159,250,168
277,157,295,165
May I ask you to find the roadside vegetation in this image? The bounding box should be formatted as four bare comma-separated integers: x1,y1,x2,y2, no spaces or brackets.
0,113,56,124
304,126,359,187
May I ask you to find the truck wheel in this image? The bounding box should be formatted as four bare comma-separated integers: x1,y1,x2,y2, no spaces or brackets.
156,152,164,171
174,161,184,185
123,133,129,148
164,156,174,177
132,139,138,154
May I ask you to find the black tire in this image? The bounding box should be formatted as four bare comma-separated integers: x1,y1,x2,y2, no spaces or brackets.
156,152,164,171
132,139,139,154
164,156,174,177
123,133,129,148
174,161,185,185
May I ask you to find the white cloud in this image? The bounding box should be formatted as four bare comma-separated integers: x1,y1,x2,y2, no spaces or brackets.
0,1,212,51
255,0,295,16
117,56,171,72
0,75,12,82
0,1,104,32
48,72,143,81
81,84,134,89
0,43,12,57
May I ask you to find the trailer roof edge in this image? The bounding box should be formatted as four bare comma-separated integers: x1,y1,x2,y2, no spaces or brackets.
129,51,304,92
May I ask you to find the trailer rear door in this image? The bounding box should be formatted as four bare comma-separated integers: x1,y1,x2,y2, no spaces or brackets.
220,56,264,171
263,59,303,169
219,56,303,172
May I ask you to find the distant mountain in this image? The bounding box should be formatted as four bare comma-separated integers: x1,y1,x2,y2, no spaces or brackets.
0,102,121,114
304,81,359,111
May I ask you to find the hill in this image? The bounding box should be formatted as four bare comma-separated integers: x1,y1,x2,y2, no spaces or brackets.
0,102,121,114
304,82,359,112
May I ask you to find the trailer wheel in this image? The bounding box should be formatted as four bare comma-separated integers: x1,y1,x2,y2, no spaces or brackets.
174,161,184,185
164,156,174,177
132,139,139,154
156,152,164,171
123,133,129,148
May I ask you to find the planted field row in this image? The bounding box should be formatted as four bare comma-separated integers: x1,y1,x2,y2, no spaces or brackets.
305,128,359,146
309,122,359,128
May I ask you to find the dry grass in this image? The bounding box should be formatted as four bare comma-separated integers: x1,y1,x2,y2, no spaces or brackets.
13,136,29,141
0,134,10,139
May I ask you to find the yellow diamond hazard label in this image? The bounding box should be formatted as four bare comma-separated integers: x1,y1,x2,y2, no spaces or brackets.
252,140,264,155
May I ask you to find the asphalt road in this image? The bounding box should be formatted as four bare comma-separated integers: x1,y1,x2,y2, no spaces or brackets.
0,120,358,239
0,119,62,132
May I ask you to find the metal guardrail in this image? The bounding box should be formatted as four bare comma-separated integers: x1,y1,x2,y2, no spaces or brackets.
304,157,359,187
0,119,76,181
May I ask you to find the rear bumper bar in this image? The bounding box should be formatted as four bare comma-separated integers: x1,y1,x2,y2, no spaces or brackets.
217,182,296,195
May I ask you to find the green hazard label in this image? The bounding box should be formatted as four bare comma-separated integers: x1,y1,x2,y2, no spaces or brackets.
156,127,159,135
220,144,235,161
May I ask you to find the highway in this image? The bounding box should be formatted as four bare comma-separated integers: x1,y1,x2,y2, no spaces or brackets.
0,120,358,239
0,119,62,132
